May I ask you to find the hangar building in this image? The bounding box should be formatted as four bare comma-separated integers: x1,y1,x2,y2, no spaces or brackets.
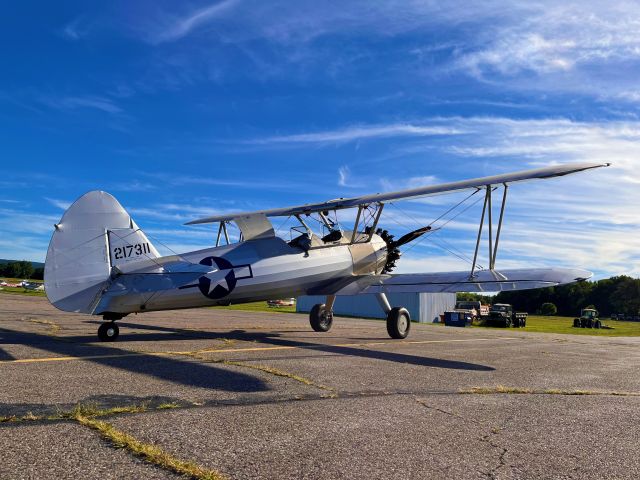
296,293,456,323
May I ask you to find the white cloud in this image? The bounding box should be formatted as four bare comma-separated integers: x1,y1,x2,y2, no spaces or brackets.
249,124,464,146
44,198,71,210
337,166,349,187
147,0,241,44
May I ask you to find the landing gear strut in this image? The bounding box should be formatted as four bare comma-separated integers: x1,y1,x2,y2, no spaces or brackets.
376,293,411,339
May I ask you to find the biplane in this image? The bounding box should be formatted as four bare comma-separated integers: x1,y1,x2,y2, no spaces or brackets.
44,162,608,341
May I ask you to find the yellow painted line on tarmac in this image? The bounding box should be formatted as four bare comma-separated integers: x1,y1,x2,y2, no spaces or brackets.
0,337,518,365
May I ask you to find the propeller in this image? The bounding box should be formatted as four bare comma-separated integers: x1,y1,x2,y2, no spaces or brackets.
376,226,432,273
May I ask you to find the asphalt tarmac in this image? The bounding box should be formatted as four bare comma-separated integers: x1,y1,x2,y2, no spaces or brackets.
1,294,639,479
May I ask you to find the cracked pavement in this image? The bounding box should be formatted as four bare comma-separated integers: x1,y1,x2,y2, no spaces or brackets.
1,294,640,479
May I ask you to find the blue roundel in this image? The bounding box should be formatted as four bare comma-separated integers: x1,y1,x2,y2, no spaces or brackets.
197,256,237,299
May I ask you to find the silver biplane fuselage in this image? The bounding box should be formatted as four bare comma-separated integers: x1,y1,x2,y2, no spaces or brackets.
100,232,388,315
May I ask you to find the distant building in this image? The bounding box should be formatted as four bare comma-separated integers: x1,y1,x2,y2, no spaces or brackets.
296,293,456,323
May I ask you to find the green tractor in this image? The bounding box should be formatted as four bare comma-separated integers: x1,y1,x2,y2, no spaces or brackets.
573,308,602,329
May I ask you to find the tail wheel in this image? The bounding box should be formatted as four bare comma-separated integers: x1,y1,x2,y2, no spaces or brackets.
310,304,333,332
98,322,119,342
387,307,411,339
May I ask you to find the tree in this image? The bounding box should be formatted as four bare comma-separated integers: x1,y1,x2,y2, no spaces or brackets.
31,267,44,280
0,261,34,279
540,302,557,315
610,278,640,315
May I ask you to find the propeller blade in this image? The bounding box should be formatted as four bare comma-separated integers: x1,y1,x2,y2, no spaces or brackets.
391,226,432,248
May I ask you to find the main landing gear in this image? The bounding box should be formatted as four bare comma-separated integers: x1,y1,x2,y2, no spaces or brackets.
309,295,335,332
308,293,411,339
376,293,411,339
98,314,123,342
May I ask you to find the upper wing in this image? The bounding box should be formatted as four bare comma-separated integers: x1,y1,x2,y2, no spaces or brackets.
326,268,592,295
186,162,609,225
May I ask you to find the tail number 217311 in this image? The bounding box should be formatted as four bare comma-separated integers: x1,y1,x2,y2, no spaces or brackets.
113,243,151,260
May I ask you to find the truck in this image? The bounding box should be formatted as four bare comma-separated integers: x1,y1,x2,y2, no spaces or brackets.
573,308,602,329
454,300,490,321
487,303,527,328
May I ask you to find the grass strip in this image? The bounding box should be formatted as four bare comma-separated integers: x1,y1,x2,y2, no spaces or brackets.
0,402,180,424
75,414,225,480
461,385,640,396
28,318,61,335
222,359,337,397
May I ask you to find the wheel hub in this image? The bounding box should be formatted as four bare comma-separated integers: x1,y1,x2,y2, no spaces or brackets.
398,315,408,333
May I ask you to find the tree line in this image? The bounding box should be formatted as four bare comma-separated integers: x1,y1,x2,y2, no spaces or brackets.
0,261,44,280
494,276,640,316
458,276,640,316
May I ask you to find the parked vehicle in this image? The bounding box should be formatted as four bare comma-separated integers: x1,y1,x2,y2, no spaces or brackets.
454,300,489,320
487,304,527,328
573,308,601,329
267,298,296,307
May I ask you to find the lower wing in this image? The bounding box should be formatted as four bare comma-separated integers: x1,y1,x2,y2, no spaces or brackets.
329,268,592,295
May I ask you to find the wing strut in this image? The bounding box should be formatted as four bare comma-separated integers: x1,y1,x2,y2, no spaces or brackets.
469,183,509,279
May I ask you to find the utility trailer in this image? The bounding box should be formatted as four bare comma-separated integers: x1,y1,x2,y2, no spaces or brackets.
487,303,527,328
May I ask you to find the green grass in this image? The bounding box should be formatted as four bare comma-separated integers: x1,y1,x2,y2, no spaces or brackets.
0,277,43,283
213,301,296,314
0,277,45,296
477,315,640,336
0,286,46,296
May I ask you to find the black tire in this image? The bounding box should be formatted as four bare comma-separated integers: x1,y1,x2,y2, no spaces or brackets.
504,318,511,328
98,322,119,342
387,307,411,339
587,319,594,329
521,318,526,328
573,318,580,328
309,304,333,332
594,320,602,329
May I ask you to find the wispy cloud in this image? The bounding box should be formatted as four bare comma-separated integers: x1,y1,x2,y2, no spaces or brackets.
41,95,122,114
337,166,349,187
248,124,465,146
147,0,241,44
44,198,71,210
61,16,92,41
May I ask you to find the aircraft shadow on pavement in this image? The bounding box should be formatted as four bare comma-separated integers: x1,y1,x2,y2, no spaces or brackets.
0,328,269,393
103,322,495,372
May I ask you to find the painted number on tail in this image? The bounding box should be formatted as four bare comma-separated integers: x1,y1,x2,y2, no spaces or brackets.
113,243,151,260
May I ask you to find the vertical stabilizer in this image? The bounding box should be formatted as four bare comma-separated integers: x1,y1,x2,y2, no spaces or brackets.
44,191,158,314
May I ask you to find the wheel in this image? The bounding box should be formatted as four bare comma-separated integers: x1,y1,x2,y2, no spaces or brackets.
98,322,119,342
521,318,526,328
504,318,511,328
386,307,411,339
309,304,333,332
587,319,594,328
573,318,580,328
594,320,602,329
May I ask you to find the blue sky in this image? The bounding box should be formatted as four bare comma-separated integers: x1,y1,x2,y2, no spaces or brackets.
1,1,639,278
